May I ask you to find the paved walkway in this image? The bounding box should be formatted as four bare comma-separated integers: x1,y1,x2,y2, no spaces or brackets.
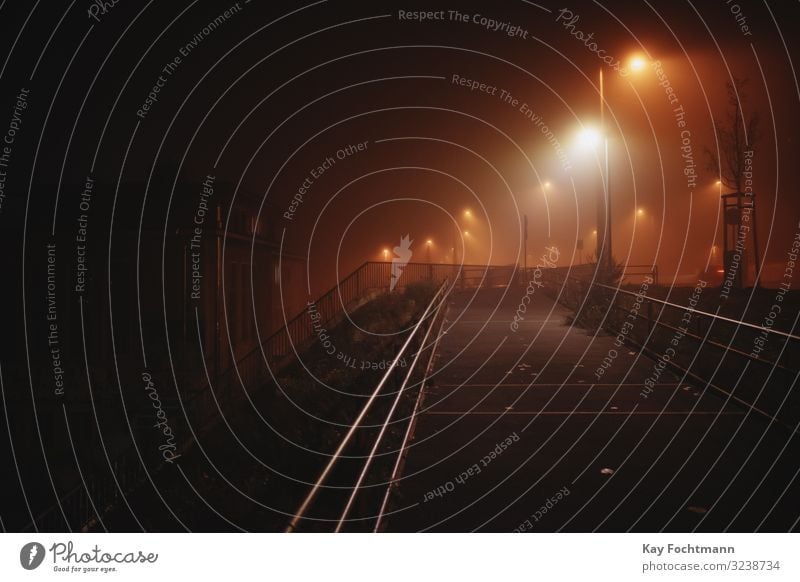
386,287,800,532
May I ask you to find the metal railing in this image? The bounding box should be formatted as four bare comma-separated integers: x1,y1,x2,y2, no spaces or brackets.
542,269,800,427
623,263,659,286
285,279,452,532
23,261,517,532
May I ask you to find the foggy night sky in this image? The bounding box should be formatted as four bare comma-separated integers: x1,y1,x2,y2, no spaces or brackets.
1,0,798,295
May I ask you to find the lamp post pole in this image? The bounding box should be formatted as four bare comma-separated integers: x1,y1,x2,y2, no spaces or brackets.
597,68,611,270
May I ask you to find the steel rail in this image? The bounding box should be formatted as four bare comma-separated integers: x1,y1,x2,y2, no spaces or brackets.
334,289,449,532
285,280,450,532
591,279,800,343
373,290,450,532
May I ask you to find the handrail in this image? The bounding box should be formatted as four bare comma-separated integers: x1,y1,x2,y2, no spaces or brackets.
285,279,451,532
623,264,659,286
591,280,800,342
333,288,448,532
373,289,450,532
540,269,800,427
543,268,799,343
25,261,511,532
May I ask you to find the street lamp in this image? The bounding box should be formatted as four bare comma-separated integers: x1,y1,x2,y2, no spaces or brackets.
382,248,389,262
426,239,433,263
577,127,601,148
629,55,647,72
593,55,650,270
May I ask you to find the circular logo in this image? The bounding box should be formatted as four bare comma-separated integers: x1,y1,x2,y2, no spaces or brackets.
19,542,46,570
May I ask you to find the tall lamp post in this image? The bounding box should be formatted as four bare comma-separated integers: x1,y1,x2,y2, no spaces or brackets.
594,56,648,270
598,68,610,270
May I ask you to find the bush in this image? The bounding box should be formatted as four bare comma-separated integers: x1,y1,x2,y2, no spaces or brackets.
574,258,623,330
402,279,438,306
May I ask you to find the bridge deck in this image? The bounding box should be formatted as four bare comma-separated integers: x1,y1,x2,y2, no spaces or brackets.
385,287,800,532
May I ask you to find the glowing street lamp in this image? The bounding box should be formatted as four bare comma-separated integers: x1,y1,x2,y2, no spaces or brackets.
577,127,602,149
628,55,647,72
590,54,650,269
382,248,389,262
426,239,433,263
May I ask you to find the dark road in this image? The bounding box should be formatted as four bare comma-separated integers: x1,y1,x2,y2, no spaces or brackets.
385,287,800,532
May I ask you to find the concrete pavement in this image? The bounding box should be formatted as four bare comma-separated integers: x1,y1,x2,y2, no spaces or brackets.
385,287,800,532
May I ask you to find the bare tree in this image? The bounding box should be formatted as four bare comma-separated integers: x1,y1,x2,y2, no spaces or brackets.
706,77,760,191
706,77,762,287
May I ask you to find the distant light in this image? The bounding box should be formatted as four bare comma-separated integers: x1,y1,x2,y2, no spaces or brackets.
637,208,645,216
592,229,597,235
629,55,647,72
715,180,722,185
382,248,389,260
543,181,551,189
716,269,725,274
464,230,470,236
426,239,433,245
464,209,472,217
577,127,601,149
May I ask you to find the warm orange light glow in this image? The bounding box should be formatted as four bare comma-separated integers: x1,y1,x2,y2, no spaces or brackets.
543,181,551,189
715,180,722,185
464,209,472,217
629,55,647,72
426,239,433,245
464,230,470,236
577,127,601,148
382,248,389,260
637,208,645,216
